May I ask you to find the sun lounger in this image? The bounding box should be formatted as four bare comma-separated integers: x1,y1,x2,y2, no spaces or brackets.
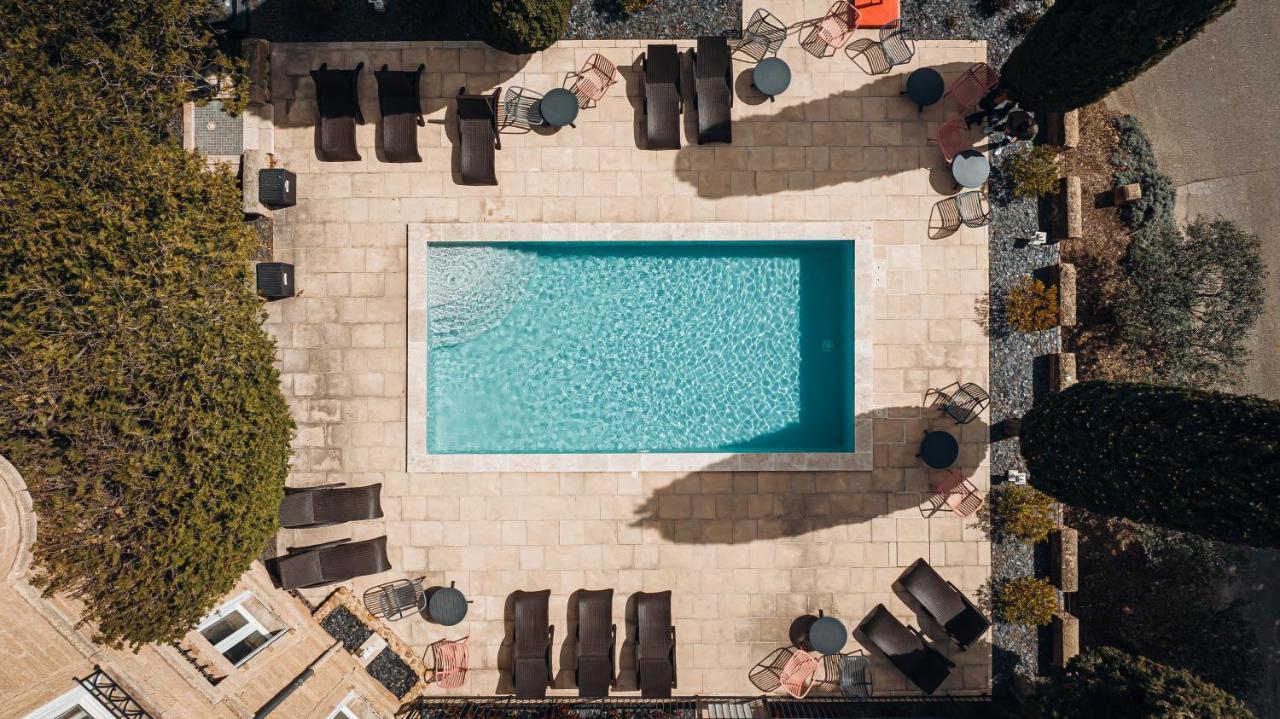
694,36,733,145
375,64,425,162
642,45,682,150
636,590,677,697
898,558,991,650
513,589,553,698
576,589,616,697
311,63,364,162
276,536,391,590
456,87,501,185
857,604,954,694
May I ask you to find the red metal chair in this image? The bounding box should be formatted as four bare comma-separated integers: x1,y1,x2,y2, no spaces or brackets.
780,649,820,698
936,116,975,165
927,470,985,518
428,636,470,689
945,62,999,113
566,53,619,108
799,1,861,58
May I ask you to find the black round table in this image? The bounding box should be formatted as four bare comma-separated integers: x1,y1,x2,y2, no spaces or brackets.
919,430,960,469
427,584,469,626
538,88,580,128
809,615,848,655
904,67,944,111
952,149,991,189
753,57,791,99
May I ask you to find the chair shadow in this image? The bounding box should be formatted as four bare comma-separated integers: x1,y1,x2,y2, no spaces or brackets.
554,589,582,690
495,591,517,694
615,593,641,692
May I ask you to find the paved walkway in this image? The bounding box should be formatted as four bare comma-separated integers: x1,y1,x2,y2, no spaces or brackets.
263,10,992,696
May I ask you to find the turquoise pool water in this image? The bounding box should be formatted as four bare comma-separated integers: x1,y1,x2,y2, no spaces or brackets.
426,241,854,454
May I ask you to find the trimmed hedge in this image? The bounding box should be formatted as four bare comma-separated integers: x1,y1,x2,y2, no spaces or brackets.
1001,0,1236,112
473,0,572,54
1033,646,1255,718
1111,115,1176,231
1021,381,1280,547
0,1,291,647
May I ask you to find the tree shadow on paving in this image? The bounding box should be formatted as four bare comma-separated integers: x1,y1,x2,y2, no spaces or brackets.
629,404,990,544
672,62,978,198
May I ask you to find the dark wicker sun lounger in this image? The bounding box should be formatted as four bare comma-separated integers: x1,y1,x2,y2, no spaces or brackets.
642,45,681,150
375,64,425,162
693,36,732,145
857,604,954,695
276,536,391,590
898,558,991,650
457,87,502,186
636,590,677,698
576,589,616,697
279,483,383,529
513,589,554,698
311,63,364,162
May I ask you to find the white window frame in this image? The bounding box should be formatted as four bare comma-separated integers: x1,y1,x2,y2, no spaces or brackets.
23,686,116,719
324,691,361,719
196,591,284,667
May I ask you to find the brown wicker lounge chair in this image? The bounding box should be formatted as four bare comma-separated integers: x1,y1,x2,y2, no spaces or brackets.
375,64,425,163
276,536,391,590
636,590,677,697
641,45,681,150
278,483,383,529
310,63,364,162
512,589,553,698
856,604,954,695
456,87,501,186
575,589,616,697
693,36,732,145
898,558,991,650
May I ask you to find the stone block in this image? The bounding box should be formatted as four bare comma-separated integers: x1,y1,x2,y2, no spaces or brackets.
241,149,269,216
1055,176,1082,239
1062,110,1079,148
1113,182,1143,206
242,39,271,107
1052,611,1080,668
1047,352,1077,392
1057,262,1076,327
1051,527,1079,593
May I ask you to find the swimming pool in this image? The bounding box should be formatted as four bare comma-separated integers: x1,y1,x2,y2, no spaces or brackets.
425,241,854,454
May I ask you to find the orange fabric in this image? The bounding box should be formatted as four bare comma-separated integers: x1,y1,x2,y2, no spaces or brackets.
854,0,900,28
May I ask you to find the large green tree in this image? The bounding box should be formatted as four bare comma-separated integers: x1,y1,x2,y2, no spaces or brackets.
1033,647,1254,718
1021,381,1280,547
0,0,291,647
1001,0,1236,112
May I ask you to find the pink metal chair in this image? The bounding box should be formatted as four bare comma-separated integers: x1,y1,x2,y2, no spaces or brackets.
779,649,819,698
565,53,619,108
927,469,985,518
428,636,470,689
945,62,999,113
799,1,861,58
936,116,974,165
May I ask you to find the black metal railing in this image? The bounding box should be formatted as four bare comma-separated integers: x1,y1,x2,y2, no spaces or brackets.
79,666,153,719
399,695,992,719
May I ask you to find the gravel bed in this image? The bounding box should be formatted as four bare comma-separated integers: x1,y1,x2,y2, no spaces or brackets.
566,0,740,40
321,606,373,653
366,647,419,699
902,0,1044,67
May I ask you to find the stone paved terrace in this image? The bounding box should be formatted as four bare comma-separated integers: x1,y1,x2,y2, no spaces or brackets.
263,2,992,697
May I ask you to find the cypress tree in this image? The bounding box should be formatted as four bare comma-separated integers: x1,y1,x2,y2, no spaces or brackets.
1021,381,1280,547
1001,0,1236,112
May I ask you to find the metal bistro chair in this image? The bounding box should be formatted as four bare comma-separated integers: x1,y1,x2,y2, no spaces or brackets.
748,646,796,692
779,649,820,698
945,62,999,113
844,19,916,74
931,190,990,237
820,651,873,698
566,53,619,108
925,381,990,424
798,1,860,58
937,116,975,166
735,8,789,62
427,636,470,688
363,577,426,621
500,86,544,133
922,469,986,519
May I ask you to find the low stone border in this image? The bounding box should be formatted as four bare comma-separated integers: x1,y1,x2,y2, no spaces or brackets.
1055,177,1082,241
1051,611,1080,669
1050,527,1078,593
1056,262,1076,327
1046,111,1080,148
1046,352,1077,392
314,586,429,702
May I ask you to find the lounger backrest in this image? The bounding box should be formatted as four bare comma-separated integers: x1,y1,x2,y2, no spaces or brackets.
312,63,363,122
310,484,384,525
375,65,423,120
637,590,673,659
900,558,967,625
514,589,551,658
645,44,680,86
695,36,730,80
320,536,391,583
578,589,614,658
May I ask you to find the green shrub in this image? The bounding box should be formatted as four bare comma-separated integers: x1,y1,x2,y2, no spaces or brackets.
1004,144,1059,199
996,576,1057,626
1001,0,1237,112
1115,216,1264,387
473,0,572,54
1022,382,1280,547
0,0,292,648
1032,646,1255,718
1111,115,1176,231
1005,277,1059,333
994,483,1057,542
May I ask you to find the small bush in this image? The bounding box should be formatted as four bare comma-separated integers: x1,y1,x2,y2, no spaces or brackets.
473,0,572,54
996,576,1057,626
1005,277,1059,333
994,483,1056,542
620,0,653,13
1112,114,1176,230
944,15,964,32
1008,8,1041,34
1004,144,1059,199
